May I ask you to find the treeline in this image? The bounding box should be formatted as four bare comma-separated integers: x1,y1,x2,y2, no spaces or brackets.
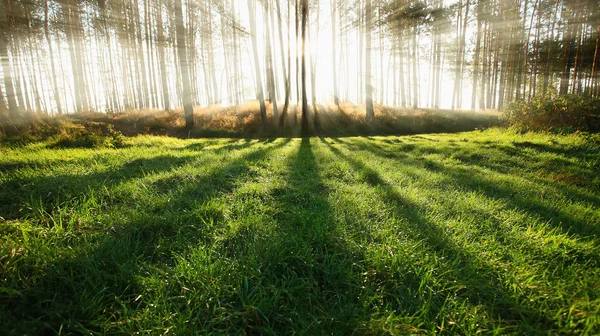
0,0,599,130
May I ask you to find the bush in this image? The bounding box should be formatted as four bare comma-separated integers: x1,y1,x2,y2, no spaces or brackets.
51,123,126,149
502,94,600,133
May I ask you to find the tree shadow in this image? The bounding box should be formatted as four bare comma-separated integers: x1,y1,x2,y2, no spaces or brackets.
320,138,555,332
222,138,368,333
0,139,292,334
0,139,268,221
333,136,600,235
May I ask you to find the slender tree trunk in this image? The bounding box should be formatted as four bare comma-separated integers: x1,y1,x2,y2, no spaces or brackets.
295,0,299,110
248,0,268,129
365,0,374,120
480,22,487,109
157,1,170,111
65,1,86,113
559,8,573,95
207,1,219,104
472,5,481,110
309,0,320,126
232,0,241,104
264,0,279,122
145,0,158,108
530,3,542,98
301,0,309,135
399,33,406,107
331,0,339,105
0,5,18,117
592,25,600,96
175,0,194,128
412,26,418,108
275,0,290,127
44,0,62,114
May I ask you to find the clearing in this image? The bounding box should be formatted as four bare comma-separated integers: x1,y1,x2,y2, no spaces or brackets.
1,129,599,334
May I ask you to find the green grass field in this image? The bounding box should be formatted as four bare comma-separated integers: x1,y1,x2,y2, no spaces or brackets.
1,129,599,334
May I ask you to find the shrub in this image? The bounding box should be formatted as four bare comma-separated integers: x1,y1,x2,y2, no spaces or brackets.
51,123,125,149
502,94,600,133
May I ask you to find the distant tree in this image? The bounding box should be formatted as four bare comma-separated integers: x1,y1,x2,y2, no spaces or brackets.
0,0,17,117
248,0,268,129
301,0,309,135
174,0,194,128
365,0,374,120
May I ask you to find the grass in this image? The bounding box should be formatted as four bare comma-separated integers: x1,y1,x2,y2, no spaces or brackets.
0,102,500,141
1,128,599,334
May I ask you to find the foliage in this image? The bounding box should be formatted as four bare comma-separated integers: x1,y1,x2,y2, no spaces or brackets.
0,115,125,148
0,104,500,141
502,94,600,133
50,123,126,149
1,129,599,334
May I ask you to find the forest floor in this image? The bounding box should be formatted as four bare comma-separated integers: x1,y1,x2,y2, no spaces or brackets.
1,129,599,334
1,102,500,140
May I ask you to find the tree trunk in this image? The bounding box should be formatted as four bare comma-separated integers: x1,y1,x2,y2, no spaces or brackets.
157,1,170,111
232,0,241,104
265,0,279,122
44,0,62,115
301,0,309,135
275,0,290,127
365,0,374,120
0,3,18,117
331,0,339,105
592,25,600,96
175,0,194,128
248,0,268,130
472,4,481,110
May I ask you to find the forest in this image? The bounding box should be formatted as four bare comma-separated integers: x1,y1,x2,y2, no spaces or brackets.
0,0,598,129
1,0,600,334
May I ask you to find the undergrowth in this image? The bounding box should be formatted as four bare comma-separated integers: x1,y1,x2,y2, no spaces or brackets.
503,94,600,133
0,103,500,142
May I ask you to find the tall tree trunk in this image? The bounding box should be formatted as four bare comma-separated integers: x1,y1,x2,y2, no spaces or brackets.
295,0,299,110
480,22,487,109
207,1,219,104
275,0,290,127
264,0,279,122
412,26,418,108
44,0,62,115
365,0,374,120
175,0,194,128
65,0,86,113
399,33,406,107
592,25,600,96
309,0,320,126
301,0,309,135
543,0,560,95
248,0,268,129
157,1,170,111
0,2,18,117
331,0,339,105
232,0,241,104
472,3,481,110
145,0,158,108
559,8,573,95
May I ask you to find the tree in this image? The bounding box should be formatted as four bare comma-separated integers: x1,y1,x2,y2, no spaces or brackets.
175,0,194,129
301,0,309,135
248,0,268,129
0,0,17,117
365,0,375,120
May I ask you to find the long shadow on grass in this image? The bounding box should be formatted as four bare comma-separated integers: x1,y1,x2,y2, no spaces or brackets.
321,138,552,333
333,137,600,239
0,139,290,334
0,140,262,220
224,138,367,334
